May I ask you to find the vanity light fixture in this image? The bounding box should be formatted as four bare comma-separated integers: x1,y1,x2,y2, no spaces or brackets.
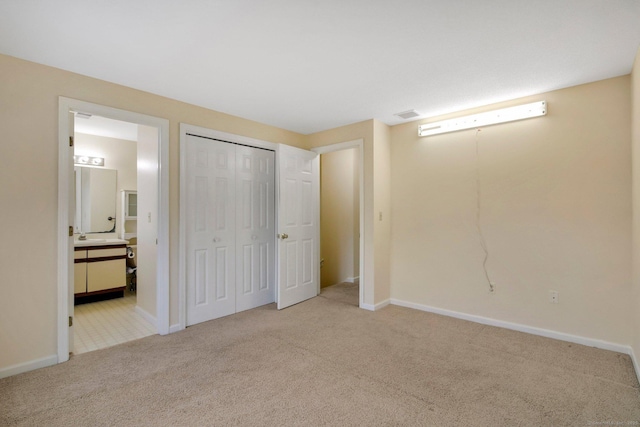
74,155,105,167
418,101,547,137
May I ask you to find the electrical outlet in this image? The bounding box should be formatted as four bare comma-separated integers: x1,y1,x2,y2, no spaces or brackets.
549,290,559,304
489,282,496,293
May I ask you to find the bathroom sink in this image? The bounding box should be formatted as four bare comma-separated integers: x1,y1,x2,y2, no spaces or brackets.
75,238,128,247
75,238,106,245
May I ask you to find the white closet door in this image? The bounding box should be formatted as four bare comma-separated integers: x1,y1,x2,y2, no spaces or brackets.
277,144,319,309
186,135,236,326
235,146,276,312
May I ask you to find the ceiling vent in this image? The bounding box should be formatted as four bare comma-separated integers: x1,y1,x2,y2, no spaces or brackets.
395,110,421,120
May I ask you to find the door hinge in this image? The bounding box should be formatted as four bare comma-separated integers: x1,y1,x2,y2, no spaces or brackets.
69,316,73,327
69,226,73,237
69,136,74,147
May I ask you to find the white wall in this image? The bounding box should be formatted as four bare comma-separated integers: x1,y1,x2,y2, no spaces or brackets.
390,76,632,346
136,125,158,319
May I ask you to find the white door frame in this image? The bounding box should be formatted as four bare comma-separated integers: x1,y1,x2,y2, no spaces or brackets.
57,97,170,363
311,139,365,308
178,124,281,330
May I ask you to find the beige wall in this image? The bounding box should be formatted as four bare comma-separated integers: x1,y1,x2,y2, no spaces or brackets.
0,53,305,372
390,76,632,345
631,47,640,368
320,148,358,287
373,120,391,303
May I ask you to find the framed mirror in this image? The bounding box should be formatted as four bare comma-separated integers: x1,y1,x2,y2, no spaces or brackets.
74,166,117,233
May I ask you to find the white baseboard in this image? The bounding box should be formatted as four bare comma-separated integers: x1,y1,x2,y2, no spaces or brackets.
631,346,640,386
361,298,390,312
0,354,58,379
135,307,184,335
169,323,183,334
135,305,157,329
390,298,632,355
330,277,360,286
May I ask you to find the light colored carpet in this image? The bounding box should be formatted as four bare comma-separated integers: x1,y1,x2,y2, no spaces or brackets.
319,281,359,306
1,284,639,426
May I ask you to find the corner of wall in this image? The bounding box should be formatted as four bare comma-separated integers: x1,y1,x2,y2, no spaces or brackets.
631,44,640,384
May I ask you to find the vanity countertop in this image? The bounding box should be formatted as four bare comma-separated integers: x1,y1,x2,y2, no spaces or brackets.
74,238,129,247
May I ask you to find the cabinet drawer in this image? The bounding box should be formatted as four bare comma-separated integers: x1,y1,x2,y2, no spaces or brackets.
88,247,126,259
87,259,126,292
74,250,87,260
74,263,87,294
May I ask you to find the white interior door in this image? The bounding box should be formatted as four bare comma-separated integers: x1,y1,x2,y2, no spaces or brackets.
277,144,319,309
186,135,236,325
236,146,276,312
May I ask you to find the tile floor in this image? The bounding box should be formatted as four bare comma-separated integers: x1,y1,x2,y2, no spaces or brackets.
73,291,156,355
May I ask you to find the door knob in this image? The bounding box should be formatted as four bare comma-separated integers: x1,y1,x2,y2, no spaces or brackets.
251,235,258,241
277,233,289,240
213,237,221,242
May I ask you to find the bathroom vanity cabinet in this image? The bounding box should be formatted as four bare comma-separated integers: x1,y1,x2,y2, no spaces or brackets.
74,242,127,304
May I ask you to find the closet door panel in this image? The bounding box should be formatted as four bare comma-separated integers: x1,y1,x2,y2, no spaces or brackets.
236,145,276,312
186,135,236,326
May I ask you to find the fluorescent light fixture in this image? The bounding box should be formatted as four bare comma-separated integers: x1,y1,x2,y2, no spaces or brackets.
74,155,104,167
418,101,547,137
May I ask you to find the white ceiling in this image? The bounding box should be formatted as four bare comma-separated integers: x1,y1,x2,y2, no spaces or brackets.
75,114,139,141
1,1,639,135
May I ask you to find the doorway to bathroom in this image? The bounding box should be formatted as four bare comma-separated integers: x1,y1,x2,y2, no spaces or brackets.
71,114,156,354
57,98,170,363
